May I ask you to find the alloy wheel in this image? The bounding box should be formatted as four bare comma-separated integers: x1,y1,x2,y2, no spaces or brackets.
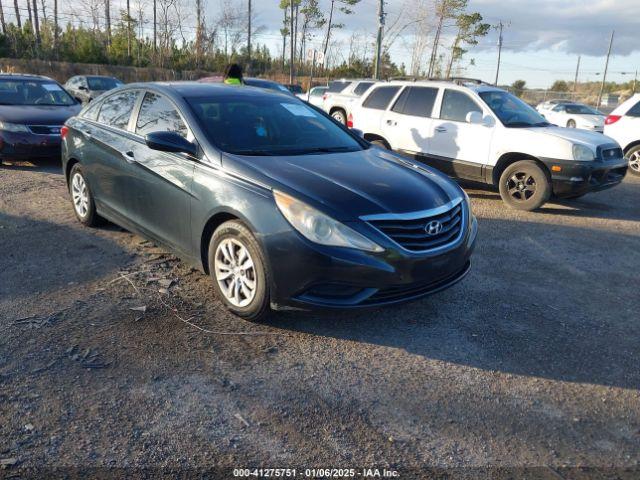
71,173,90,218
629,151,640,173
214,238,257,307
507,172,537,201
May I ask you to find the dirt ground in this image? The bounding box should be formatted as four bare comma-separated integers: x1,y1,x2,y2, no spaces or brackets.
1,159,639,479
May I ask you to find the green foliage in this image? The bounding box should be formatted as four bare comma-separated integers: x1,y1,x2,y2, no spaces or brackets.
511,79,526,97
551,80,569,92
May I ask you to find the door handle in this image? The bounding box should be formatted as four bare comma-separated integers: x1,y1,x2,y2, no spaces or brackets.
386,119,397,126
82,130,93,140
122,150,135,163
435,126,447,133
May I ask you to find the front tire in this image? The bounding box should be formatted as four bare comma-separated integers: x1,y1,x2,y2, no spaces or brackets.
498,160,551,211
331,109,347,124
208,220,270,321
626,145,640,176
69,164,100,226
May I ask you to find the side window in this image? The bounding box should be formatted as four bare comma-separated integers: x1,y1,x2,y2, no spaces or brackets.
362,86,401,110
440,89,482,122
393,87,438,118
626,101,640,117
81,100,102,121
97,90,139,129
552,105,565,112
136,92,188,138
353,82,374,96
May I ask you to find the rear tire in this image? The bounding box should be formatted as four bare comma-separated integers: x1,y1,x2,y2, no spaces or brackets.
626,145,640,176
331,109,347,125
69,164,101,227
498,160,551,211
208,220,271,321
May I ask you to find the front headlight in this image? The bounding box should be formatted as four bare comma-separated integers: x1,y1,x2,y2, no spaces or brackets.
274,190,383,253
572,144,595,161
0,121,29,133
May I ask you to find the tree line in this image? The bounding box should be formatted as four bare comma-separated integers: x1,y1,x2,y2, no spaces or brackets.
0,0,489,79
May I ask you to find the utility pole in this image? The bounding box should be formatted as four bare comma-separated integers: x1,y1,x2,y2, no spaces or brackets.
494,21,503,86
596,30,614,108
289,0,294,83
572,55,580,98
126,0,131,59
12,0,19,28
373,0,384,79
633,69,637,95
153,0,157,55
0,0,6,35
247,0,252,63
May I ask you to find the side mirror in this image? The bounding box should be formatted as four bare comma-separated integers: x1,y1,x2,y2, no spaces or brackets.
145,131,197,157
351,128,365,139
466,111,483,124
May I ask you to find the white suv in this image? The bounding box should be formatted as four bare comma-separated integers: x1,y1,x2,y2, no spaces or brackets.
603,94,640,176
350,80,628,210
322,79,377,124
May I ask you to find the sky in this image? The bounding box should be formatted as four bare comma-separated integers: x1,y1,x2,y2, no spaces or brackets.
243,0,640,89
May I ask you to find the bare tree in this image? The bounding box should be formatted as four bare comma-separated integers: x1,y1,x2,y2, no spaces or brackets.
0,0,6,34
321,0,360,64
105,0,111,47
13,0,20,28
32,0,40,47
214,0,244,61
53,0,57,50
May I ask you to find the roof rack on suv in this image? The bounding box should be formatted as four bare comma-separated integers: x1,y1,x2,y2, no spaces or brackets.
386,76,491,87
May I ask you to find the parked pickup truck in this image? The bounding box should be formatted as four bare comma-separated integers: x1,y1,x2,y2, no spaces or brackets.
322,79,377,124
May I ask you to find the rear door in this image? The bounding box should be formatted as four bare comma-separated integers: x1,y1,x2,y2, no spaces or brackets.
128,91,195,254
383,86,439,155
356,85,401,144
618,99,640,150
428,88,492,180
80,89,142,218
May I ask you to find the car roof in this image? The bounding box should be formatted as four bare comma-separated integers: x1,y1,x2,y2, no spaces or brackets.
125,81,293,99
0,73,55,82
382,79,502,93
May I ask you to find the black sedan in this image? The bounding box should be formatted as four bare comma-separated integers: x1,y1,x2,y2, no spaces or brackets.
62,82,477,321
0,74,81,162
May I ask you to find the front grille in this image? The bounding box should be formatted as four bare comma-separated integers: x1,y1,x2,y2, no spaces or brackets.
366,201,464,252
28,125,62,135
600,147,622,161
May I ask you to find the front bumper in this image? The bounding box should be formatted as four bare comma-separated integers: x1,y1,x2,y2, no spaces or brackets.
0,131,62,161
540,157,628,197
265,212,478,310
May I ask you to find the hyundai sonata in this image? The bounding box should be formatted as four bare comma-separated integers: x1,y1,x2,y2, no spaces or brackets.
62,82,477,320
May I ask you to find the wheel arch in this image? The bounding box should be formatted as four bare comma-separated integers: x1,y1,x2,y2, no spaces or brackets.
200,211,242,275
363,133,391,148
65,158,80,185
492,152,551,186
329,106,346,116
622,139,640,156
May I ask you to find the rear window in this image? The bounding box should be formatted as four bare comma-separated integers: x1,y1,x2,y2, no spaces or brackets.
362,86,401,110
87,77,122,91
96,90,139,129
627,101,640,117
392,87,438,118
353,82,375,96
328,81,351,93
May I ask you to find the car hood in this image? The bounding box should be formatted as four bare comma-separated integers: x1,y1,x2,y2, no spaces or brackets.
534,125,609,145
0,104,81,125
230,148,462,220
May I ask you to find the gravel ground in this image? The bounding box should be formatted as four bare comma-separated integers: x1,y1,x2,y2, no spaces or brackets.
1,158,639,479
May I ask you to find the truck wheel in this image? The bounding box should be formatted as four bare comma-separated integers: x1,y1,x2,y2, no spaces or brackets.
499,160,551,211
331,109,347,124
626,145,640,176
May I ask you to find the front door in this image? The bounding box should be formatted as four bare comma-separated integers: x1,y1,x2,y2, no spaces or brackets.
128,91,195,255
428,89,493,180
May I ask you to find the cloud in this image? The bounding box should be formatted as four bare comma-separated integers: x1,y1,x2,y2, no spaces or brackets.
468,0,638,56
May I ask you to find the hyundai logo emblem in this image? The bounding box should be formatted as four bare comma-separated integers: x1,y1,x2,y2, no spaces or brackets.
424,220,443,236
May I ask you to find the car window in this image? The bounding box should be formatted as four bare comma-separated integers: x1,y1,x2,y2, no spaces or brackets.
310,88,325,97
552,105,565,112
0,79,77,106
81,100,103,121
188,94,363,156
392,87,438,118
362,86,401,110
136,92,188,138
440,89,482,122
87,77,121,91
627,100,640,117
97,90,139,130
327,81,351,93
353,82,375,96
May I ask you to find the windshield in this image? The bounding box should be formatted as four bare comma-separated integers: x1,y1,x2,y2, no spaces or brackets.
564,104,601,115
244,78,292,95
0,79,76,106
87,77,122,91
480,90,549,127
188,94,364,156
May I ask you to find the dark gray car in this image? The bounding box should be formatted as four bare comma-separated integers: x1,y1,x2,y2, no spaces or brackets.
64,75,123,104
